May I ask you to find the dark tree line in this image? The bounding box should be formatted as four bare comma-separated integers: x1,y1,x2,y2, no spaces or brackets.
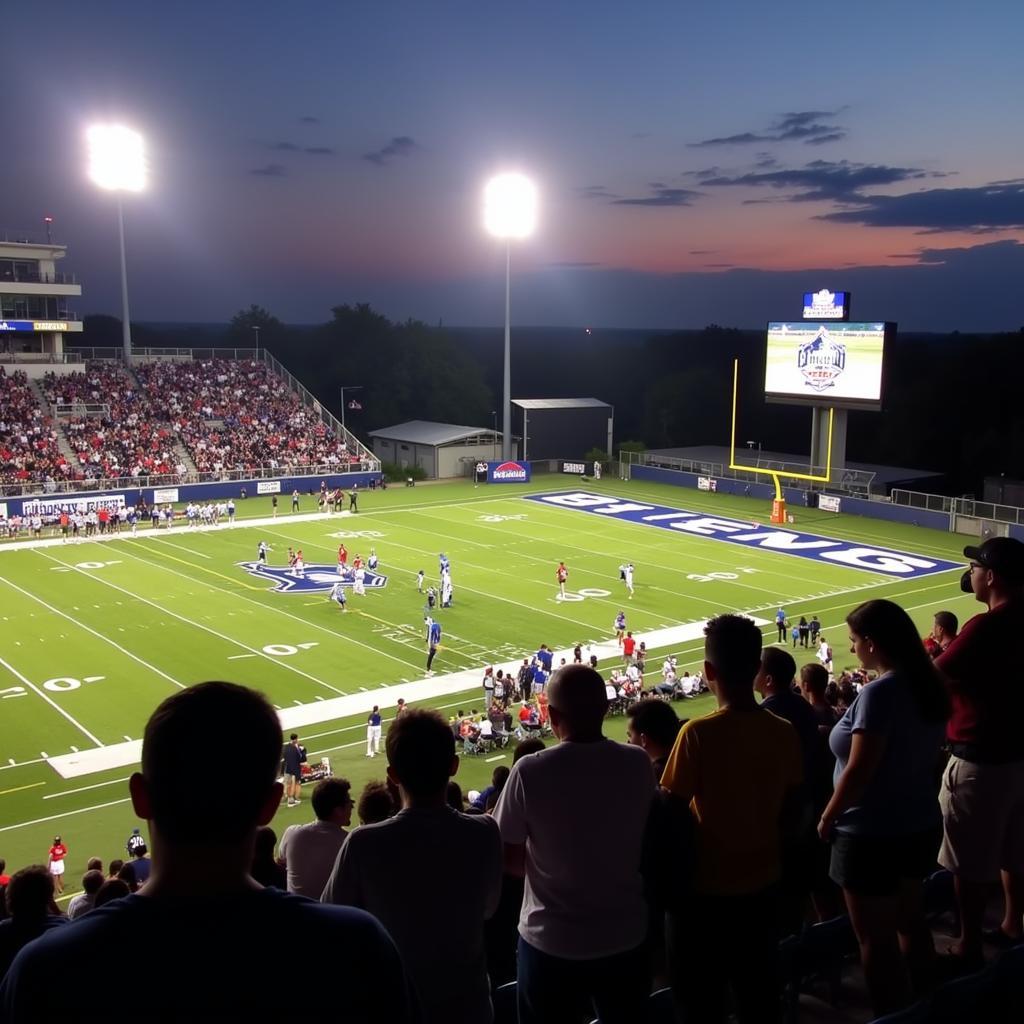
77,310,1024,492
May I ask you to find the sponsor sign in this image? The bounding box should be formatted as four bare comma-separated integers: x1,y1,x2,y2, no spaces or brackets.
697,476,717,492
153,487,179,504
487,460,531,484
562,462,586,474
524,491,962,579
818,494,842,513
23,493,126,517
257,480,282,495
0,320,74,332
238,561,388,594
802,289,849,321
0,502,6,519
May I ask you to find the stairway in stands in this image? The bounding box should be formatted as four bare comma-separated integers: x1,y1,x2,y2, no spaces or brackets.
121,360,199,475
28,377,78,467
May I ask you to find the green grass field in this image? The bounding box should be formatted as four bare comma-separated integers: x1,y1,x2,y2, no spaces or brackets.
0,475,977,904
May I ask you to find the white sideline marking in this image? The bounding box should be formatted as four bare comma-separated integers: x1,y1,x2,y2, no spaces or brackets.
45,618,766,780
0,798,132,834
44,776,132,800
485,754,506,763
0,573,185,692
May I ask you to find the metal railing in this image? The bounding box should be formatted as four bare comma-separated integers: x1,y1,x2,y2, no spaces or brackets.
0,271,78,285
0,351,84,365
49,344,380,471
54,402,110,418
620,450,877,495
0,461,378,499
0,309,80,320
892,488,1024,526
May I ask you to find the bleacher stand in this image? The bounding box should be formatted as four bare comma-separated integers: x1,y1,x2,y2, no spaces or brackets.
0,369,63,485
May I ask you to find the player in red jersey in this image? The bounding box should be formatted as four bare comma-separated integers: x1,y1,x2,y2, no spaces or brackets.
338,543,348,575
556,561,568,600
48,835,68,895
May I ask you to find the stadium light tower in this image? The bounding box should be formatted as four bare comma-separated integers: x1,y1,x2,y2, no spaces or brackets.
87,125,147,363
483,172,537,461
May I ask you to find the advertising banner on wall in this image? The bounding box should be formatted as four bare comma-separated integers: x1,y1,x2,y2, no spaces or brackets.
818,494,842,513
562,462,586,474
257,481,282,495
487,460,531,484
697,477,717,492
153,487,180,504
22,494,126,517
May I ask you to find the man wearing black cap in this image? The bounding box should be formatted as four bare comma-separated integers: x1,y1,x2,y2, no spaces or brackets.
937,537,1024,963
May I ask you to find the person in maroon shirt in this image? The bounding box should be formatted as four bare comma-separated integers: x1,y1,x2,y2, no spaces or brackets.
936,537,1024,964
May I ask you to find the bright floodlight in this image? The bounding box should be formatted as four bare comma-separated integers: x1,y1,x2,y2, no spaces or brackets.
87,125,147,192
483,173,537,239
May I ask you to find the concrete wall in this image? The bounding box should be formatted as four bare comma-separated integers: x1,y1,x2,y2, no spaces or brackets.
630,464,954,530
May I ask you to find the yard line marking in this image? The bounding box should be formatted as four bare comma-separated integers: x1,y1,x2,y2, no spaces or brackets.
0,782,45,797
485,754,506,763
0,653,104,746
148,537,213,560
40,752,48,758
227,654,256,660
116,540,428,676
123,735,132,742
70,746,78,752
0,572,186,693
35,550,346,697
0,797,132,834
43,776,132,800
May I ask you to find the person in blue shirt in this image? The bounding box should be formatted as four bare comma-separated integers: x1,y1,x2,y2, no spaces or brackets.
439,553,450,575
535,645,553,674
776,607,787,643
818,600,949,1018
426,620,442,676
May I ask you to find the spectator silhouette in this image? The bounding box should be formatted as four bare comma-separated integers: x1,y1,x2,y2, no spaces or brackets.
661,614,804,1024
0,867,66,982
324,708,501,1024
494,664,655,1024
0,681,415,1022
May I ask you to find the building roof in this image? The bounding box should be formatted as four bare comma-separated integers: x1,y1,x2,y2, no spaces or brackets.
512,397,611,410
367,420,496,446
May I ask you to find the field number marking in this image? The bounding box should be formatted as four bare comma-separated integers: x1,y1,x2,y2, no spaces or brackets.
42,676,106,692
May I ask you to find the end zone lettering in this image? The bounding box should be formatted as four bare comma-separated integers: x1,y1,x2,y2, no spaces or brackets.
524,491,962,579
488,460,531,484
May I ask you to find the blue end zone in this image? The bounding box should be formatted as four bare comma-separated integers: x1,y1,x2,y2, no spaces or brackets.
524,491,963,580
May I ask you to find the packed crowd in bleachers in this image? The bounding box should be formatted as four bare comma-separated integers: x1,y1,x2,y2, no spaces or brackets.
0,368,63,485
134,358,358,474
2,538,1024,1023
1,357,365,488
41,362,180,480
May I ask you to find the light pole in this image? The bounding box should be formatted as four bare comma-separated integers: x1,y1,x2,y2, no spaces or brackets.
87,125,146,363
483,173,536,461
491,410,497,459
340,385,363,432
252,325,260,359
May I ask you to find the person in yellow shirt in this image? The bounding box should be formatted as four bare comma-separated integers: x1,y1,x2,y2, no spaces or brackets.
660,613,804,1024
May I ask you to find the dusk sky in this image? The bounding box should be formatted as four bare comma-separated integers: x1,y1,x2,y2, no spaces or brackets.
4,1,1023,330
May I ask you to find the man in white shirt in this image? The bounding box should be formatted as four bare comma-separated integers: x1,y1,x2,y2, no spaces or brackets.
278,778,353,898
323,710,501,1024
493,664,655,1023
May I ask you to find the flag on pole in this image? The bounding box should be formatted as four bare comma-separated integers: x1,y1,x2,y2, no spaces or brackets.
347,399,362,411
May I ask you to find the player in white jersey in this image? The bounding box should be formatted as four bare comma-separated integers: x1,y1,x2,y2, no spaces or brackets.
258,541,269,564
352,566,366,596
367,549,379,570
293,550,305,578
622,562,635,599
227,499,236,524
328,581,348,612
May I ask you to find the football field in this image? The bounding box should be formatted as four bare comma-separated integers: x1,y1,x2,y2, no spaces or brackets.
0,476,976,898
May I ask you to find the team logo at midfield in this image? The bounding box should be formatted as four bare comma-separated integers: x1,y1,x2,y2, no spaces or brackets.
797,328,846,392
238,561,388,593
